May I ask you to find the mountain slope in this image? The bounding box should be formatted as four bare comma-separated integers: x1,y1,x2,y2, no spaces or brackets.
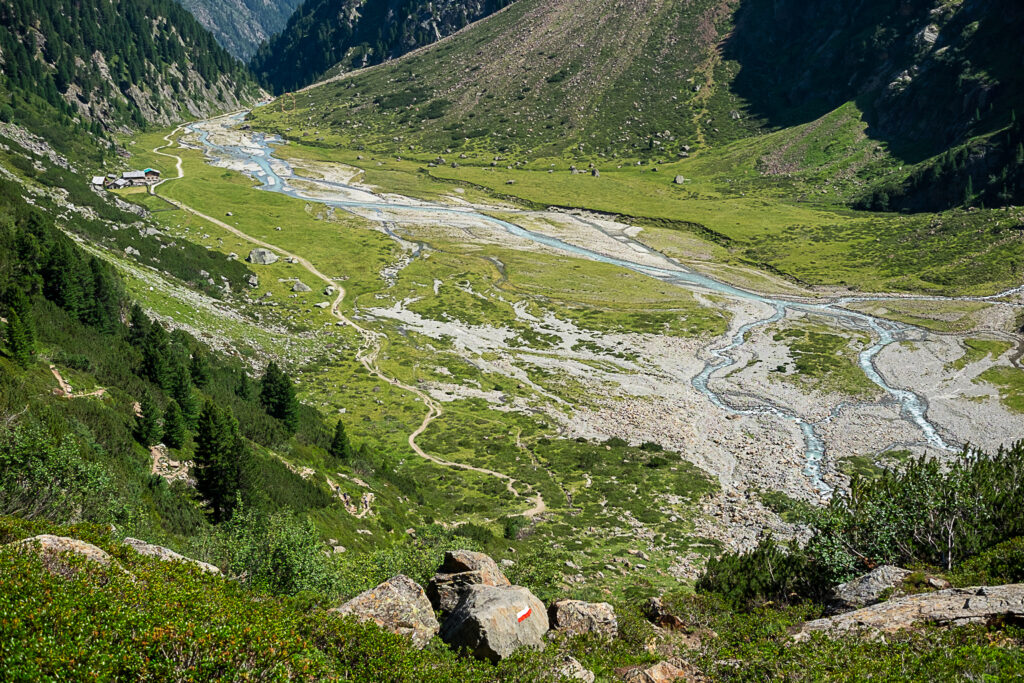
250,0,516,94
249,0,1024,211
0,0,263,160
173,0,304,60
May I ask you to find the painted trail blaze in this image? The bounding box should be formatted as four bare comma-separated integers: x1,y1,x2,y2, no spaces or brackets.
517,606,531,623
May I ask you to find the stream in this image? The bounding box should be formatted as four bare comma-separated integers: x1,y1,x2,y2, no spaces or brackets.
184,114,1020,494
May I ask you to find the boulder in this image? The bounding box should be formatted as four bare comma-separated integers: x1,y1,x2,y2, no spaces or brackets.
830,565,912,610
798,584,1024,639
246,248,278,265
428,549,510,613
246,275,259,288
6,535,121,580
440,584,547,662
292,281,311,293
122,538,220,574
673,175,686,185
559,655,595,682
643,596,685,630
549,599,617,638
330,575,439,649
621,660,704,683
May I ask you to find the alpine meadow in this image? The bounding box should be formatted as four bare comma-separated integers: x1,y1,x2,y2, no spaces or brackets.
1,0,1023,681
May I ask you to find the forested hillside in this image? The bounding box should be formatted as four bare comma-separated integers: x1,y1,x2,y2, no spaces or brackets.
250,0,515,94
0,0,262,162
173,0,303,60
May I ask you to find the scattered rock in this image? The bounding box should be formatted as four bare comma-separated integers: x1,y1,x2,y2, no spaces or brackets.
643,597,685,630
621,660,705,682
440,584,547,662
592,169,600,178
122,538,220,574
428,550,511,613
559,655,595,682
246,275,259,288
125,246,141,256
330,575,439,649
549,599,617,638
292,280,311,293
5,535,120,580
246,248,278,265
798,584,1024,639
315,302,331,309
830,565,912,610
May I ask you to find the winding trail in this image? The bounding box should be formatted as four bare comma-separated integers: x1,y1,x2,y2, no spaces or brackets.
151,126,547,517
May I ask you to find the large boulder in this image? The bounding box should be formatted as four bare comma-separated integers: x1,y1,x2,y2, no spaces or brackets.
291,280,312,293
549,599,617,638
440,584,547,662
5,535,121,580
798,584,1024,639
246,248,279,265
329,575,439,649
830,565,912,610
428,549,510,613
122,538,220,574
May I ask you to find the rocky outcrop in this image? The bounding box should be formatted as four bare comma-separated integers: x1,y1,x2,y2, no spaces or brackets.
122,538,220,574
428,549,511,613
829,565,912,610
798,584,1024,639
247,248,279,265
5,535,121,580
440,584,547,662
330,575,439,649
549,599,617,638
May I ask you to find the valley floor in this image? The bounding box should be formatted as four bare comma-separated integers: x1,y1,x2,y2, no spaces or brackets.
112,112,1024,586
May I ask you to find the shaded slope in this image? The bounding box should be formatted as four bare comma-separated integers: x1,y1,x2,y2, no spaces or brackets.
174,0,304,60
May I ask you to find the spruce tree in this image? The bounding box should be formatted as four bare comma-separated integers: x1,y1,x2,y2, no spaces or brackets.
128,304,150,346
141,321,172,390
135,392,162,447
963,176,974,206
172,362,200,427
260,361,298,433
328,419,353,463
194,399,242,522
5,310,34,368
162,399,188,449
189,351,211,388
235,370,253,399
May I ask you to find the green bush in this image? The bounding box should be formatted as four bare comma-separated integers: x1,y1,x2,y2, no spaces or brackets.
953,537,1024,587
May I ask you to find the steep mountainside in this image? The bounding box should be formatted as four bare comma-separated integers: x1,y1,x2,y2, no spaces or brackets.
0,0,262,158
252,0,1024,211
250,0,515,94
173,0,304,60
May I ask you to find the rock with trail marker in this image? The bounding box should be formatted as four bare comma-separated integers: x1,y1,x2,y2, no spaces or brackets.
246,248,278,265
428,550,511,613
440,584,547,662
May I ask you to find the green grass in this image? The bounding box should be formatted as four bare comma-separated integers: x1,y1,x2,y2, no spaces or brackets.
771,325,878,397
846,300,994,333
978,366,1024,414
948,339,1014,371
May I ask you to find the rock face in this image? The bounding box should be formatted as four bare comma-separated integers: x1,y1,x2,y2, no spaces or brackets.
830,565,912,610
330,575,439,649
122,538,221,574
428,549,511,613
799,584,1024,638
440,584,548,662
291,280,312,293
6,535,119,579
246,248,279,265
549,599,617,638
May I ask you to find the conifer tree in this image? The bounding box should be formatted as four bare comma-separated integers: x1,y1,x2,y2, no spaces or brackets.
328,419,353,463
235,370,253,399
128,304,150,346
189,351,211,388
5,310,34,368
171,362,200,428
162,399,188,449
141,321,172,390
259,361,298,433
135,392,162,447
194,399,245,522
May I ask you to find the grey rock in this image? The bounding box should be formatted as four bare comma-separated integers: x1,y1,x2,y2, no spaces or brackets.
591,169,600,178
830,565,912,610
622,660,698,683
428,549,511,613
549,599,617,638
125,246,141,256
247,275,259,288
440,584,547,662
315,302,330,309
246,248,278,265
291,280,311,293
5,535,123,580
674,175,686,185
122,537,220,574
558,655,595,682
330,575,439,649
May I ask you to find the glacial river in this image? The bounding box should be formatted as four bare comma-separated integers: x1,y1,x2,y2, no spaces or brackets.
185,115,1020,493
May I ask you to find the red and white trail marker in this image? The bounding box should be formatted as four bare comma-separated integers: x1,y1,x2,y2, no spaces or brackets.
516,606,532,623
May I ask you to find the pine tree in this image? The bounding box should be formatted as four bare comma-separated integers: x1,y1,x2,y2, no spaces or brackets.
135,392,162,447
963,176,974,206
1016,143,1023,166
171,362,200,428
328,419,353,463
5,310,34,368
141,321,172,390
260,361,298,433
128,304,150,346
235,370,253,399
189,351,211,388
162,399,188,449
194,399,242,522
